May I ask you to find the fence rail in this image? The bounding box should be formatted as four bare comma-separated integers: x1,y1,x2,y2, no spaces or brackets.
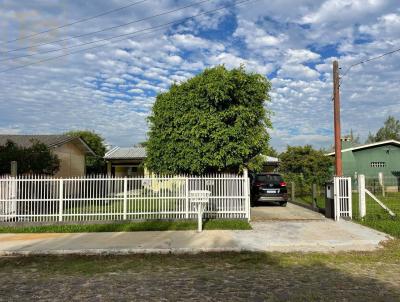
0,174,250,223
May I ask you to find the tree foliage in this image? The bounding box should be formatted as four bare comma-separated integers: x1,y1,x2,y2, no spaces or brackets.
279,145,333,186
366,116,400,143
146,65,272,174
65,130,106,174
0,140,60,175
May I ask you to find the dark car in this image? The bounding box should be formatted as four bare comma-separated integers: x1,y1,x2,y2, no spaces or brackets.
250,173,288,206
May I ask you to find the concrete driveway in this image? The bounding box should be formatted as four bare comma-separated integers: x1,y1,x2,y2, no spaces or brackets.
251,202,324,221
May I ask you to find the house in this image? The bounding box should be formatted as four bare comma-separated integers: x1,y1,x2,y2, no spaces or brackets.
327,139,400,181
0,134,95,177
104,146,279,176
104,147,146,177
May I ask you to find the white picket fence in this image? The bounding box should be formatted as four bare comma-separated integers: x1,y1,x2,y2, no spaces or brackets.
0,173,250,223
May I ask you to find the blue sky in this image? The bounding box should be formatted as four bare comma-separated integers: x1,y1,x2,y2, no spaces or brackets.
0,0,399,151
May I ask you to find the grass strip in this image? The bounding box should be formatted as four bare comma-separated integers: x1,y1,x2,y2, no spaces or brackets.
0,219,251,233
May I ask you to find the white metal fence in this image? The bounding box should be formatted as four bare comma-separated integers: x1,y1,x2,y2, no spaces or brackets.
0,173,250,223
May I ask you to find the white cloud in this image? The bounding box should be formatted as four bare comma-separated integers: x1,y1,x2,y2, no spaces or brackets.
0,0,399,152
278,64,320,80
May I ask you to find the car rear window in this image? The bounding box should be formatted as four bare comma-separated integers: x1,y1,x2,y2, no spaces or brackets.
256,174,283,182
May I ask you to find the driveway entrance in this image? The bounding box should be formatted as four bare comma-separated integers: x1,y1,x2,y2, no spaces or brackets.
251,202,324,221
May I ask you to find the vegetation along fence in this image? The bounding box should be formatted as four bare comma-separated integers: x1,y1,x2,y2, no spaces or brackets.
0,174,250,223
287,173,399,220
355,174,400,219
286,179,325,210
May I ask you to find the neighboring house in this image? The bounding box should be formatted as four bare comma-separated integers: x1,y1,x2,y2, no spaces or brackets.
104,147,279,176
327,139,400,180
104,147,146,177
0,134,95,177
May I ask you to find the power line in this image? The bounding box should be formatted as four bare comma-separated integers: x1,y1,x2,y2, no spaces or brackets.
0,0,256,74
0,0,148,45
0,0,212,64
0,0,211,56
341,46,400,77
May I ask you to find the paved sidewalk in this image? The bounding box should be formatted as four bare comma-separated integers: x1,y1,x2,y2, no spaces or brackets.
0,219,391,255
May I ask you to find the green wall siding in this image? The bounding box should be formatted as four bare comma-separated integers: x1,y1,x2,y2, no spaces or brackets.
340,144,400,179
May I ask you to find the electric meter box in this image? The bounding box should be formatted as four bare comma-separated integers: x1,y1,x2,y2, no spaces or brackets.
325,181,335,219
326,182,334,199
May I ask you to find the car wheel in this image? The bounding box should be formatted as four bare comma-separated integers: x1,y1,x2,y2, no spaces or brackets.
279,202,287,207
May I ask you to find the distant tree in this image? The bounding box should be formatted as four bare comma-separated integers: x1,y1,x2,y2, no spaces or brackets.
365,116,400,143
348,129,360,144
65,130,106,174
279,145,333,186
365,132,376,144
135,141,148,147
0,140,60,175
146,65,272,174
267,146,279,158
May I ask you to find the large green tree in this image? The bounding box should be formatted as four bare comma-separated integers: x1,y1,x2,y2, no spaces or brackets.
146,65,272,174
279,145,333,186
0,140,60,175
65,130,106,174
366,116,400,143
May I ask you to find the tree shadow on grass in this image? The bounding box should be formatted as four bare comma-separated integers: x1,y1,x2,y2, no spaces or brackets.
0,252,399,301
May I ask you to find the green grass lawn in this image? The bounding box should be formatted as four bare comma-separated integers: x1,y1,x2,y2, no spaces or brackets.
351,192,400,238
293,195,325,209
0,219,251,233
293,191,400,238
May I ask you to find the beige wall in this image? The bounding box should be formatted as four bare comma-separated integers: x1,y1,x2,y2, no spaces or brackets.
53,142,86,177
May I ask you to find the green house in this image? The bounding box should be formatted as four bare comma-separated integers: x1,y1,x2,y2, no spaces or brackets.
327,140,400,180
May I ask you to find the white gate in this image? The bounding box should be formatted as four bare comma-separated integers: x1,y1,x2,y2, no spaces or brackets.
333,177,352,220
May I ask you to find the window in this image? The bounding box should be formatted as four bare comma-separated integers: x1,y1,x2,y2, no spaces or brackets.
256,174,283,182
370,162,386,168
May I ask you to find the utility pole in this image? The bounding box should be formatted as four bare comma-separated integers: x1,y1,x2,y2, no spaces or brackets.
333,60,343,176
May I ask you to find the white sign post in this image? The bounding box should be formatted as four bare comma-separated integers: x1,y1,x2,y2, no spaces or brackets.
190,190,211,232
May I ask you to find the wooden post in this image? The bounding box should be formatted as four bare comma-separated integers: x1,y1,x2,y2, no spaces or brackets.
333,60,343,176
312,183,317,208
107,161,112,176
11,161,17,177
358,174,366,218
291,182,295,201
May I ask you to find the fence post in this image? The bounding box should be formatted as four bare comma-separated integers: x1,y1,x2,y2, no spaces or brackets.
59,178,63,222
312,183,317,209
123,177,127,220
291,182,295,201
243,168,250,221
379,172,385,197
11,161,17,177
185,177,189,219
358,174,366,218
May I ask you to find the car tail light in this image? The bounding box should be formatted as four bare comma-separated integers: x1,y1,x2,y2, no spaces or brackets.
255,182,262,187
280,181,287,187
